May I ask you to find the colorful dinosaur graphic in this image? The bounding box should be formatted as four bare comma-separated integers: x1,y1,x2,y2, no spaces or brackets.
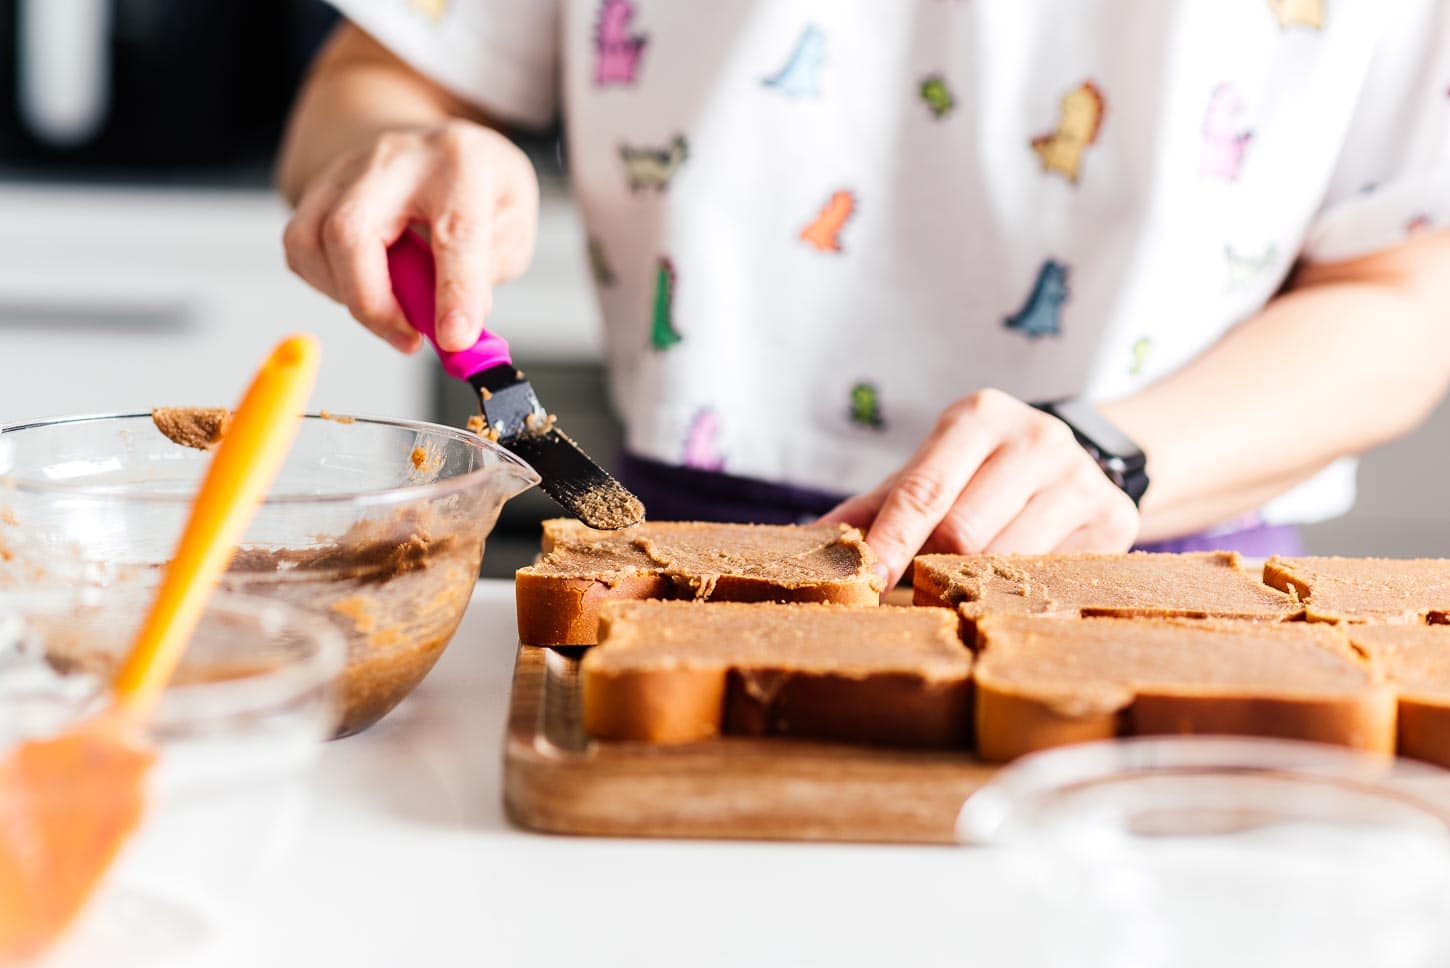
406,0,449,21
849,382,886,430
682,408,726,471
594,0,648,86
620,135,688,192
1268,0,1323,29
1004,260,1069,339
1030,81,1105,184
650,257,682,350
762,24,826,97
800,190,856,253
919,74,955,119
1200,84,1253,181
587,237,617,287
1225,244,1278,290
1129,337,1151,377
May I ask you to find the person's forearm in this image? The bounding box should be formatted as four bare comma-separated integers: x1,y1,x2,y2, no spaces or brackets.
1102,230,1450,542
276,23,487,204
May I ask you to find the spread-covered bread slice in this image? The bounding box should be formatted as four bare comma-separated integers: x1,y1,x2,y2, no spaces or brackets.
1264,556,1450,624
1349,624,1450,768
913,552,1299,627
581,601,971,747
516,520,884,645
972,615,1394,762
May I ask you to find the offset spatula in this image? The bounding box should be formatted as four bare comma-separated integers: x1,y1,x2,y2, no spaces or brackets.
387,229,644,530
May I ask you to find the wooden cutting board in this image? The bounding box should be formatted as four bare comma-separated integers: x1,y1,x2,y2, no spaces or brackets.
503,644,1001,844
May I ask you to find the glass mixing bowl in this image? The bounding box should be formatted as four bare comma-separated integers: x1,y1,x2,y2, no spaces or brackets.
0,412,539,737
1,587,344,967
958,737,1450,968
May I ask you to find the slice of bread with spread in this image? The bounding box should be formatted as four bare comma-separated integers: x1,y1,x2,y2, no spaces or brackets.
516,520,883,646
581,601,971,747
971,614,1394,762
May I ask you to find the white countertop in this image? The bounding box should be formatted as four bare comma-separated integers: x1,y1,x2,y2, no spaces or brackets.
236,581,1040,968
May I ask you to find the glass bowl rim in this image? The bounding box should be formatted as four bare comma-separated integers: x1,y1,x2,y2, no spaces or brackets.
0,586,347,730
0,411,540,508
957,735,1450,847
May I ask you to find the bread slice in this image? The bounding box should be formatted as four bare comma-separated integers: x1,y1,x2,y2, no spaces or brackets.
913,552,1299,630
1264,556,1450,624
516,520,883,645
1349,624,1450,769
581,601,972,747
972,614,1394,762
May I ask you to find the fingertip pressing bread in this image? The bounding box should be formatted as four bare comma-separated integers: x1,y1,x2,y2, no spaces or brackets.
971,615,1395,762
517,520,884,645
1264,556,1450,625
914,552,1300,635
581,601,972,747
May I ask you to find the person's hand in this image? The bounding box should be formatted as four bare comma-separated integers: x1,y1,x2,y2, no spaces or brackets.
282,120,539,354
821,389,1140,587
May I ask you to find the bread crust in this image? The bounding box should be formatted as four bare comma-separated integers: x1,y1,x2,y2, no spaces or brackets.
1130,690,1396,754
975,680,1396,762
581,664,730,743
514,572,671,646
975,683,1121,762
1398,698,1450,769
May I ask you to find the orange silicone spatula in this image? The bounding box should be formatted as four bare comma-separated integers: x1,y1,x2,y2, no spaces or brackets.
0,333,320,962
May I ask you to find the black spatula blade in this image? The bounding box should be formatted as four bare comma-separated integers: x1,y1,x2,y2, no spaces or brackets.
468,364,644,530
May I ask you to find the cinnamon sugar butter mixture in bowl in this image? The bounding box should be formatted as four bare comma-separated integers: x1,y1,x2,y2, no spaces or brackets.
0,411,539,736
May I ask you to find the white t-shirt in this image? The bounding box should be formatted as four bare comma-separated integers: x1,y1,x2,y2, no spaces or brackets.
330,0,1450,525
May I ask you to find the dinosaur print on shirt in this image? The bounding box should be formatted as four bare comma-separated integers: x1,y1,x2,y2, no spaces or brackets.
762,24,826,98
1201,85,1253,181
919,74,955,119
1030,81,1105,184
1004,260,1069,339
406,0,448,21
621,135,688,192
1129,337,1151,377
1225,244,1278,291
800,190,856,253
588,237,617,287
650,257,682,349
594,0,648,86
682,408,726,471
1268,0,1324,29
849,382,886,430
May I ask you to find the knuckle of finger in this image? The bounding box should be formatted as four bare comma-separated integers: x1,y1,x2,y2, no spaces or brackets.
322,206,366,249
894,471,952,517
281,224,312,272
432,208,480,249
935,512,986,553
1029,414,1075,449
368,130,411,168
435,120,484,157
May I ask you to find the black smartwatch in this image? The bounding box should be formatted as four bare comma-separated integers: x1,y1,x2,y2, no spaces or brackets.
1031,398,1150,506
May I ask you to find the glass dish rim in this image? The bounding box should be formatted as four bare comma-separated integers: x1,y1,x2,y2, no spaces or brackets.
956,735,1450,847
0,411,540,508
0,586,347,730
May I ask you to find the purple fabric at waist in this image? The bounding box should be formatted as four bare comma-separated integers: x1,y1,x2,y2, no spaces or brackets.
616,452,1305,557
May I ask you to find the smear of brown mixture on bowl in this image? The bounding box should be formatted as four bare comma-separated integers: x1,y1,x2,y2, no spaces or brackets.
152,407,231,450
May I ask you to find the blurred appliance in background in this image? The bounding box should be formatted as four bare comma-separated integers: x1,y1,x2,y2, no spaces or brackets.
0,0,335,171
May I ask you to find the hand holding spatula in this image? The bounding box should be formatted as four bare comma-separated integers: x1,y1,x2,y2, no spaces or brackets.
0,334,320,962
388,228,644,530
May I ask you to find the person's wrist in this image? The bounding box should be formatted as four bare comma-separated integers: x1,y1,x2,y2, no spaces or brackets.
1030,398,1150,506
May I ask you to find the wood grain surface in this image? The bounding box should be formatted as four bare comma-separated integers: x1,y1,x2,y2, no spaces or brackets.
503,645,999,844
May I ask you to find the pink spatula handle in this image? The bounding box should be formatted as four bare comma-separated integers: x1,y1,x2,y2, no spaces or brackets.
386,228,511,381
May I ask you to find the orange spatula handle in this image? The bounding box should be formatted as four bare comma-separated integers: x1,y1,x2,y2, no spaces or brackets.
112,334,320,718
